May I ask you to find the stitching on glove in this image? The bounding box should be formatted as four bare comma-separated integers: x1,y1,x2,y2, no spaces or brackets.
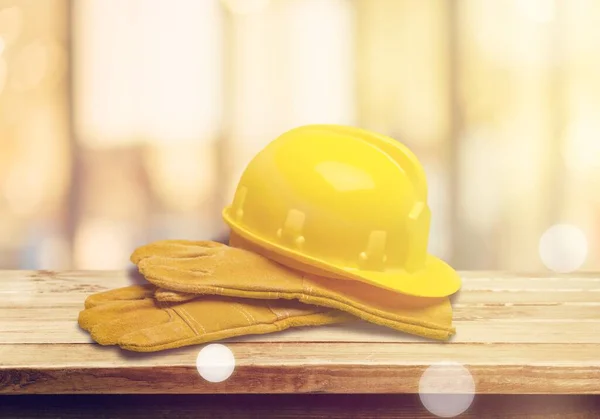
235,304,256,323
264,301,281,320
172,306,206,334
231,303,253,325
143,271,454,336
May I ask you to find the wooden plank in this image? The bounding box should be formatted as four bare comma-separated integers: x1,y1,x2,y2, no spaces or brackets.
2,270,600,395
1,343,599,394
0,394,598,418
3,343,599,367
3,272,600,309
460,280,600,291
4,290,599,309
457,291,600,304
2,293,100,308
2,320,600,344
3,302,599,321
2,270,600,292
213,321,600,344
2,271,600,314
452,304,600,319
458,271,600,280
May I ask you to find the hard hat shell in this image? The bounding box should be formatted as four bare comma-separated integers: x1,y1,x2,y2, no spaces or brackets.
222,125,461,297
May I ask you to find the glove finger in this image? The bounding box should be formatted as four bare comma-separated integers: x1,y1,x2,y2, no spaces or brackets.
117,311,196,352
117,298,257,351
137,262,210,293
265,298,330,317
86,301,171,346
154,288,198,303
79,298,157,332
130,240,225,264
116,297,351,352
84,284,156,309
138,255,216,275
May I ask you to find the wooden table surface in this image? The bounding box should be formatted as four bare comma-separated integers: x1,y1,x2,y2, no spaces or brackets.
1,269,599,395
1,270,599,417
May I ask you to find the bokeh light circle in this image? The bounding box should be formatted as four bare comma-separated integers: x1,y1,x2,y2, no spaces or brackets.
419,361,475,418
196,343,236,383
539,224,588,273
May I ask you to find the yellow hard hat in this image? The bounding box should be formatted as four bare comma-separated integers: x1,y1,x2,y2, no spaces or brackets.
222,125,461,298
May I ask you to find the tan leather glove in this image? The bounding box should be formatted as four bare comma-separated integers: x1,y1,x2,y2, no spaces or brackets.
131,240,456,341
78,284,351,352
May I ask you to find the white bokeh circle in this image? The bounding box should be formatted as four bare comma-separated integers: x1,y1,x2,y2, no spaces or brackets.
419,362,475,418
539,224,588,273
196,344,236,383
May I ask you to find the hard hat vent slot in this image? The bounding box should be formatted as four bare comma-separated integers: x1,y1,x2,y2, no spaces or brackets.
276,209,306,250
232,186,248,222
358,230,387,271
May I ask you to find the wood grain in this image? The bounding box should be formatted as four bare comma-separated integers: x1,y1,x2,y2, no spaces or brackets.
0,270,599,395
3,320,600,344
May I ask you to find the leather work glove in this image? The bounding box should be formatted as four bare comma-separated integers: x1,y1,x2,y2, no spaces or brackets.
131,240,456,341
78,284,351,352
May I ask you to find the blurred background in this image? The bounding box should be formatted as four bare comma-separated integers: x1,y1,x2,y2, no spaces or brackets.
0,0,598,272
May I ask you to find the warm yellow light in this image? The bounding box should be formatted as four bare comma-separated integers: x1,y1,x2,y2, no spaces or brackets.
144,143,217,211
539,224,588,273
226,0,356,204
515,0,556,23
10,40,49,91
73,0,223,148
563,111,600,175
458,132,504,231
3,105,70,216
0,6,22,45
0,56,6,94
37,236,71,269
221,0,270,15
3,163,44,216
284,0,355,126
73,218,134,269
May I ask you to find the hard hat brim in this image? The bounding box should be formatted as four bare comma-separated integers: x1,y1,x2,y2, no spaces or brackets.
343,255,462,298
224,207,462,298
